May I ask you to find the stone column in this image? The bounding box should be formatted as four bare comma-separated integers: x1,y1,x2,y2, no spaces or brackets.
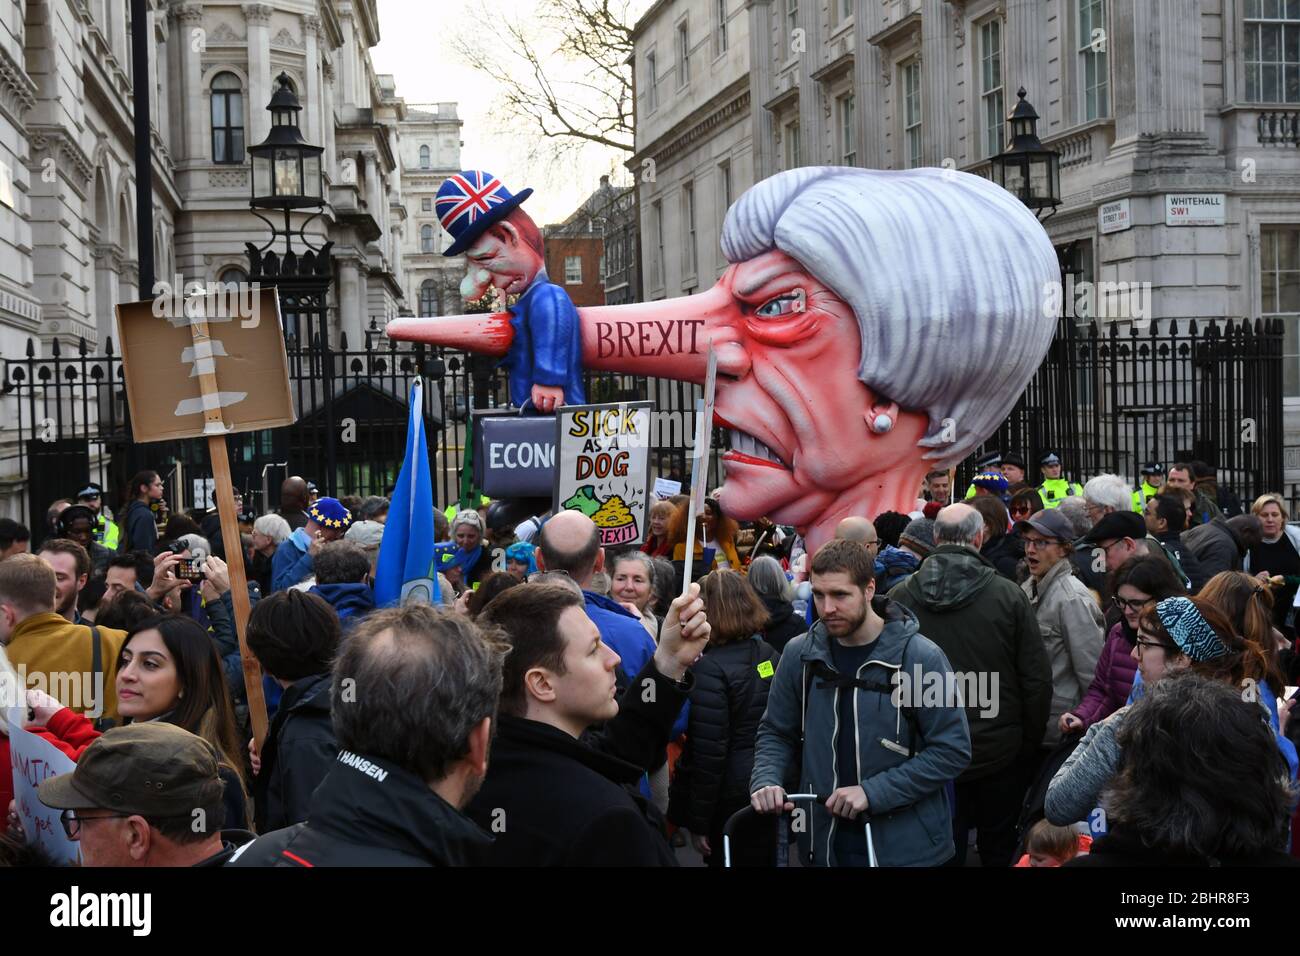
746,0,776,180
1004,0,1046,127
921,0,952,166
170,3,203,162
301,14,321,148
338,5,356,108
856,0,885,168
243,3,274,147
337,255,364,346
1158,0,1205,134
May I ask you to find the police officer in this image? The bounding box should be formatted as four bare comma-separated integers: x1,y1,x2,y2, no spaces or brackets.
1037,452,1082,509
1132,462,1164,511
964,450,1002,499
75,482,120,551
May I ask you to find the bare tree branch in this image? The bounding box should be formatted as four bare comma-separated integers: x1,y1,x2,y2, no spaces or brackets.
450,0,638,157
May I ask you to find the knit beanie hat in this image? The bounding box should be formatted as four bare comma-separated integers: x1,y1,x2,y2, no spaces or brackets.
898,517,936,558
308,497,352,532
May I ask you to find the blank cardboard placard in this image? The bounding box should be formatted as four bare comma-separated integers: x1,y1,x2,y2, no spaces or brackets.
114,286,296,442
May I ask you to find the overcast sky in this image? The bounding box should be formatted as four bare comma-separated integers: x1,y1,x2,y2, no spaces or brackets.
372,0,641,224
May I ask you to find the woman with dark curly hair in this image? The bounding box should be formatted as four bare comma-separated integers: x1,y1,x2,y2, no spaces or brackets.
1067,673,1299,866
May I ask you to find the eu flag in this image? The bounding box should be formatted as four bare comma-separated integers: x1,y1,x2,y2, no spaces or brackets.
375,380,440,606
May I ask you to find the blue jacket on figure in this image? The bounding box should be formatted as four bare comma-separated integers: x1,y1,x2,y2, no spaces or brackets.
503,274,585,409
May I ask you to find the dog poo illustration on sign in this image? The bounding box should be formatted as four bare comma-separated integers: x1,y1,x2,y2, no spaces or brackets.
555,403,652,546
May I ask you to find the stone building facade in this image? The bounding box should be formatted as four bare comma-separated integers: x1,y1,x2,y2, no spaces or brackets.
0,0,442,520
631,0,1300,480
396,99,465,319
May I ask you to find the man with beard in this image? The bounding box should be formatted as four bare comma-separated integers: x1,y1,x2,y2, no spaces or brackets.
750,539,971,866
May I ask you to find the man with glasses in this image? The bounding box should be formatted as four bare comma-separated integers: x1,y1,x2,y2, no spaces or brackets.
38,723,252,867
1079,510,1190,592
1015,509,1104,747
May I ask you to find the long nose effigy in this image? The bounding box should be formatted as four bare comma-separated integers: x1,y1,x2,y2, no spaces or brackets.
385,286,734,386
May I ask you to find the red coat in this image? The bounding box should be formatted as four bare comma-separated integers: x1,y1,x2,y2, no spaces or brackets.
1069,621,1139,729
0,707,101,813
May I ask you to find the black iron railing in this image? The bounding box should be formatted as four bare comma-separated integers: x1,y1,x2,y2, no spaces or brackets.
1,315,1285,531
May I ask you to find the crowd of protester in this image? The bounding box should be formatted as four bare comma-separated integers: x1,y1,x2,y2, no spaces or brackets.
1,452,1299,870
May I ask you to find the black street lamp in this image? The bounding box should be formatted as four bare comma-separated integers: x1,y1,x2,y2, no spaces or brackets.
249,72,324,211
990,87,1061,220
244,71,336,492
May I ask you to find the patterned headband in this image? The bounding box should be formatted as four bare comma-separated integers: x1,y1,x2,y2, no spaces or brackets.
1155,597,1229,663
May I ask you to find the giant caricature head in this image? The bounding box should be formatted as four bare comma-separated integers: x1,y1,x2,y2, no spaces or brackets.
389,167,1059,554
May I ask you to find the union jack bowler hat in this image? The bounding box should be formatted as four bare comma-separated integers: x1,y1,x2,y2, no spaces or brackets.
436,170,533,257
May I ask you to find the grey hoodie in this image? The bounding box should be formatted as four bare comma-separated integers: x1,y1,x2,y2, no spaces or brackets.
749,599,972,866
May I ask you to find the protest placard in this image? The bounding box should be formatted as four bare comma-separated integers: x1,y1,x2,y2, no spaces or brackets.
554,402,652,547
8,721,80,865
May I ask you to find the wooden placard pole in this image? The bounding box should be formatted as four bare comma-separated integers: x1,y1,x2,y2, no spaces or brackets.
680,348,718,595
187,297,269,748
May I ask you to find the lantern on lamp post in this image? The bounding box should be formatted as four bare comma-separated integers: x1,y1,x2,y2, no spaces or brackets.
990,87,1061,221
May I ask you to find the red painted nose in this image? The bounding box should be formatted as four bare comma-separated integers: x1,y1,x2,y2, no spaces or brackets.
385,283,736,386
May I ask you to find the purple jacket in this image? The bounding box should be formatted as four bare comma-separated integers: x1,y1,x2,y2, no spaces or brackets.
1070,621,1139,729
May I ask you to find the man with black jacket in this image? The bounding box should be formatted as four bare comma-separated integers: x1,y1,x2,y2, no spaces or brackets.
889,504,1052,867
1184,513,1262,579
244,589,341,832
1143,493,1208,592
466,581,711,866
229,604,505,866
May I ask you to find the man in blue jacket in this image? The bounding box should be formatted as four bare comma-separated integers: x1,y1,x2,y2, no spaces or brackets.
437,169,584,413
271,497,351,592
750,538,971,866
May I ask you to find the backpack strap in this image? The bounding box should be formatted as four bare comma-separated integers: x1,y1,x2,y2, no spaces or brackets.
799,638,926,758
88,625,111,732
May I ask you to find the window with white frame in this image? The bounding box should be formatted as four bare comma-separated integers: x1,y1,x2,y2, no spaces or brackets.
652,199,665,288
682,181,697,277
419,279,439,315
786,0,799,53
419,144,431,168
1260,226,1300,396
564,255,583,284
1245,0,1300,103
839,92,857,165
677,22,690,87
838,0,852,26
980,19,1004,158
421,224,435,253
716,0,728,54
903,60,922,168
1078,0,1109,119
421,197,432,211
647,50,659,111
210,72,245,164
784,119,801,170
